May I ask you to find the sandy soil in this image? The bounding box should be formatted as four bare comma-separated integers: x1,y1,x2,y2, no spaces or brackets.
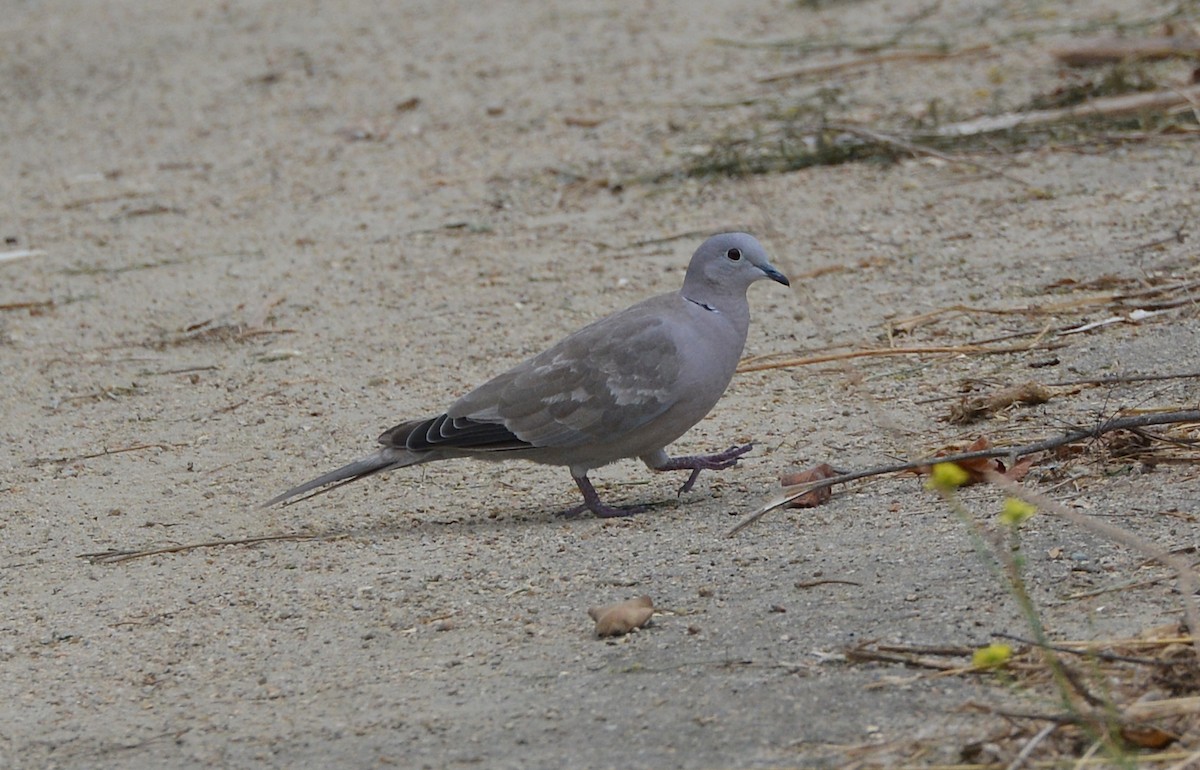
2,0,1198,767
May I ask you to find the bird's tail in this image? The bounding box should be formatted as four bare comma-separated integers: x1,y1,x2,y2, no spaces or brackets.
262,448,423,507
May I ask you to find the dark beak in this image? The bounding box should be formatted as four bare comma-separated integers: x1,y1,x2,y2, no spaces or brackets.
761,264,790,287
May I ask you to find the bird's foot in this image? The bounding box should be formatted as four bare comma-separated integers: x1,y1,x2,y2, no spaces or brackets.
653,443,754,495
558,474,647,519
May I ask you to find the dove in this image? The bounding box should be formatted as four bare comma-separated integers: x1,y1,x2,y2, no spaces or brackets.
265,232,790,518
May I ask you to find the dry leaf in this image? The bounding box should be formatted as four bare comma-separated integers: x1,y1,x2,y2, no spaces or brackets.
779,463,841,508
588,596,654,637
1120,724,1177,750
917,436,1035,485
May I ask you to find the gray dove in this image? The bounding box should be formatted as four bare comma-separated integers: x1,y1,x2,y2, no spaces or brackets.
265,232,790,517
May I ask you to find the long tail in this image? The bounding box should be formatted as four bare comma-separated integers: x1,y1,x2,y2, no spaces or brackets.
262,449,422,507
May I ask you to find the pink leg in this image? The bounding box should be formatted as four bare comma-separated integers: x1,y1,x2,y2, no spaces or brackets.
650,443,753,495
559,474,648,519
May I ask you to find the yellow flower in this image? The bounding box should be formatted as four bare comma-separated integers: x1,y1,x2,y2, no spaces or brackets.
1000,497,1037,527
972,643,1012,669
926,462,969,491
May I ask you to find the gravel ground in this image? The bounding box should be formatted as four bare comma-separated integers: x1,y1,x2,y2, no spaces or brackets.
2,1,1198,767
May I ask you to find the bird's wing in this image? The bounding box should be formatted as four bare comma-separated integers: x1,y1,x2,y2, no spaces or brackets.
378,415,530,452
443,296,684,450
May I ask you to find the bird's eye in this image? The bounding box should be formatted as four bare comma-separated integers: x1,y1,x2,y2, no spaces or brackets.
726,248,742,261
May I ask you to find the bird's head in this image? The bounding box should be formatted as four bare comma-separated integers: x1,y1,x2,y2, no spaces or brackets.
681,232,790,304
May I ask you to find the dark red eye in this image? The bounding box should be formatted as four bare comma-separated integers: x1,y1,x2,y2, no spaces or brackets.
726,248,742,261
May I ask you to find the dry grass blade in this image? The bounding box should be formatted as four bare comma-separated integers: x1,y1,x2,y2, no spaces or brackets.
932,83,1200,138
736,341,1064,373
80,532,332,564
886,277,1200,336
0,299,54,312
29,442,188,467
845,644,965,671
1006,722,1057,770
0,249,46,263
757,44,991,82
1052,36,1200,66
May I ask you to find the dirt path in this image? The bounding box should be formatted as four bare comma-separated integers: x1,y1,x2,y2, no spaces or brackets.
2,1,1198,767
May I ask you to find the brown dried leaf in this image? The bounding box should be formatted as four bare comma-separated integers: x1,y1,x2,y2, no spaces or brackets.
588,596,654,637
917,436,1035,485
779,463,840,508
1120,724,1177,750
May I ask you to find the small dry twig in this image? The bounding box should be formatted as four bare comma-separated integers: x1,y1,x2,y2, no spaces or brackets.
1051,36,1200,66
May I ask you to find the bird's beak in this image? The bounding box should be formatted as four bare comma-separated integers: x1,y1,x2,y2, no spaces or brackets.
761,264,790,287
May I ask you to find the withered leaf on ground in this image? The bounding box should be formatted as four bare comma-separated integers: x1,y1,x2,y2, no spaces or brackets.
779,463,841,508
1120,724,1178,750
588,596,654,637
917,436,1035,485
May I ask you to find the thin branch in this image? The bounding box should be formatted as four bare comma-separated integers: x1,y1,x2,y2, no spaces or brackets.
728,410,1200,535
914,371,1200,405
991,632,1177,666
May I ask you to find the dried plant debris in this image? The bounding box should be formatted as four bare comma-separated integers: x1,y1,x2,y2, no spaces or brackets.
1026,63,1164,111
947,381,1052,424
670,22,1200,181
153,297,291,348
733,410,1200,535
1051,36,1200,67
1103,422,1200,466
848,623,1200,766
748,268,1200,377
588,596,654,637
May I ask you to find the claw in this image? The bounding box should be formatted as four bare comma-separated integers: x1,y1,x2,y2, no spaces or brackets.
677,468,703,496
655,443,753,495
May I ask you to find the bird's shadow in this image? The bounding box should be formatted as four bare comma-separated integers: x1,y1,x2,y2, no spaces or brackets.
79,493,695,565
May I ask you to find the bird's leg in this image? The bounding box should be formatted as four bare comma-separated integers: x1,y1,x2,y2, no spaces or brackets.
646,443,753,495
559,474,647,519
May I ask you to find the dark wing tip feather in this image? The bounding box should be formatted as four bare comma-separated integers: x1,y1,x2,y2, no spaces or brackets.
380,414,532,452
